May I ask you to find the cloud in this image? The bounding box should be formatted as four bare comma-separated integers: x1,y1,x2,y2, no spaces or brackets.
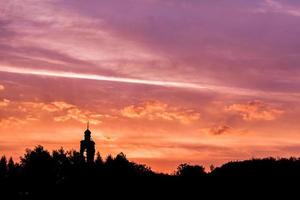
256,0,300,17
0,66,209,90
0,84,4,91
29,101,103,125
209,125,232,135
50,101,74,111
19,101,75,113
0,99,10,107
53,106,103,125
0,117,26,127
0,100,104,125
121,100,200,124
200,124,242,136
226,100,284,121
3,66,299,100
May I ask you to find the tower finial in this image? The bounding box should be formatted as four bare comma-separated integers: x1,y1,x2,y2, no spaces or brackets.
87,120,90,130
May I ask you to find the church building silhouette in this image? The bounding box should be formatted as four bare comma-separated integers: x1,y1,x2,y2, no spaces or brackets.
80,122,95,163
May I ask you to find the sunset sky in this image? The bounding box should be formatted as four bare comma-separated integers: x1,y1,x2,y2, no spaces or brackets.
1,0,300,173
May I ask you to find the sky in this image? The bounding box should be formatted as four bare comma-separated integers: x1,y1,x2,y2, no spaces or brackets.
0,0,300,173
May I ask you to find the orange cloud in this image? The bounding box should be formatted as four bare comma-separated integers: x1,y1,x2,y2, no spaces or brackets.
0,84,4,91
0,99,10,107
209,125,232,135
1,100,104,125
0,117,26,127
226,100,283,121
121,100,201,124
41,101,73,112
53,106,103,125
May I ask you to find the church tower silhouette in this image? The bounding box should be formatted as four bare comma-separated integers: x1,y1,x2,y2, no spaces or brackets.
80,122,95,163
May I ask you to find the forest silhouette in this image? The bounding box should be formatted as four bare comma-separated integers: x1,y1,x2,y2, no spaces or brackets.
0,145,299,198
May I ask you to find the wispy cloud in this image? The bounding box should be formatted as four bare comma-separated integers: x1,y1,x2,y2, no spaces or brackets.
1,66,299,101
0,66,208,90
256,0,300,17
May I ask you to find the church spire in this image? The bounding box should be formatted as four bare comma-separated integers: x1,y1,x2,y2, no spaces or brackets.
80,120,96,163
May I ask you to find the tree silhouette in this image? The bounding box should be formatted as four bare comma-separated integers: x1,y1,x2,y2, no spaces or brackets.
20,145,56,188
0,156,7,181
95,152,104,167
0,145,299,198
176,163,206,178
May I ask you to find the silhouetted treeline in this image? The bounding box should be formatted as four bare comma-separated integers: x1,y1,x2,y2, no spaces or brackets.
0,145,299,199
